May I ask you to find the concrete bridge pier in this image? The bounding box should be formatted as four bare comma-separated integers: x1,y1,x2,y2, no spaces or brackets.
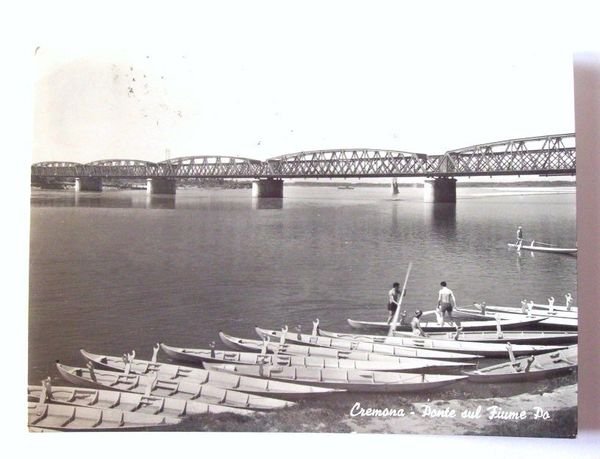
391,178,399,195
146,178,177,194
75,177,103,192
423,177,456,203
252,179,284,198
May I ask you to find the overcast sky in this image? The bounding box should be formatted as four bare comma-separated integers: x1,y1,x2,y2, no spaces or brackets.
31,2,592,165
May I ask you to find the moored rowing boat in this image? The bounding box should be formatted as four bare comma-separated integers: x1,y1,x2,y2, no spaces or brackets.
80,349,341,400
203,362,467,393
464,345,578,383
217,332,475,370
160,342,473,373
390,330,578,345
455,308,577,329
315,329,567,357
28,401,180,431
56,363,293,411
347,316,546,332
254,327,482,361
28,384,254,417
466,304,577,320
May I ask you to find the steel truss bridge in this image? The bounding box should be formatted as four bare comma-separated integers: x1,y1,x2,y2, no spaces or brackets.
31,133,576,180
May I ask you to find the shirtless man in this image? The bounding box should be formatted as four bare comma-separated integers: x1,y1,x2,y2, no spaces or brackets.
411,310,427,337
437,281,460,327
387,282,402,324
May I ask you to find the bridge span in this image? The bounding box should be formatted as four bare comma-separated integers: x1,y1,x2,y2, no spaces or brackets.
31,133,576,202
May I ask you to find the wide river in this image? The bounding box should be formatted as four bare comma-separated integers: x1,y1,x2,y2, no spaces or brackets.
28,185,577,433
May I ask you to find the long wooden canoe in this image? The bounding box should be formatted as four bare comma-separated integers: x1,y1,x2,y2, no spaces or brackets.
528,294,577,313
160,342,473,373
56,363,293,411
390,330,578,345
455,308,577,329
507,242,577,254
347,316,546,332
314,329,567,357
80,349,340,400
530,302,578,313
28,401,180,431
218,332,476,368
254,327,482,361
28,384,254,417
203,363,467,393
467,304,577,319
464,345,578,383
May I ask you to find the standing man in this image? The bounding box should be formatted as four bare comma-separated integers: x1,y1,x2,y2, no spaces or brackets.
437,281,460,327
516,226,524,248
387,282,402,324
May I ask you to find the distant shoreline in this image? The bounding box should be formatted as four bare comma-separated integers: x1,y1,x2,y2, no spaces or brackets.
286,181,576,188
31,179,576,191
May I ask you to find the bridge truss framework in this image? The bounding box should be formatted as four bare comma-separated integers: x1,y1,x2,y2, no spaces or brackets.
31,134,576,180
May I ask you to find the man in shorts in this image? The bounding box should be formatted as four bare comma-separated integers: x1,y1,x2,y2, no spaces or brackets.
437,281,460,327
387,282,402,324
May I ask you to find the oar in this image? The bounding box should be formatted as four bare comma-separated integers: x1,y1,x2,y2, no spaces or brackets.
388,262,412,336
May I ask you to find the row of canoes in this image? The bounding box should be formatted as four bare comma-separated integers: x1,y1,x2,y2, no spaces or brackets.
30,313,578,431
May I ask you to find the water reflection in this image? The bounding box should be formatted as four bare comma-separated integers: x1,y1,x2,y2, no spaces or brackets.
252,198,284,210
74,193,134,208
424,203,456,237
145,195,176,209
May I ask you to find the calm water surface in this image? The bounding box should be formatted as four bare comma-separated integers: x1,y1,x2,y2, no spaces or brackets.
28,185,577,431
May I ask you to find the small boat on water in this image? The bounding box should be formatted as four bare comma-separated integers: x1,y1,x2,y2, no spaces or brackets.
254,327,482,361
28,401,180,431
507,241,577,255
315,329,567,358
391,330,578,345
28,384,254,417
80,349,340,400
56,363,293,411
218,332,475,370
455,308,578,329
347,316,545,332
464,345,578,383
160,342,473,373
203,363,467,393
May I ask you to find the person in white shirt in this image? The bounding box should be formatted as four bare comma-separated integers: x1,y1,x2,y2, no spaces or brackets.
437,281,460,327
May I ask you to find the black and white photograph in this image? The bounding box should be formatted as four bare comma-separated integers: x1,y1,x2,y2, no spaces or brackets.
11,1,600,457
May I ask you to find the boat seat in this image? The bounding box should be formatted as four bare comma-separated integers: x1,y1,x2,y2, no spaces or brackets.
91,409,103,428
30,403,49,425
108,391,121,408
190,384,204,400
179,401,188,416
124,375,141,391
60,406,77,427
